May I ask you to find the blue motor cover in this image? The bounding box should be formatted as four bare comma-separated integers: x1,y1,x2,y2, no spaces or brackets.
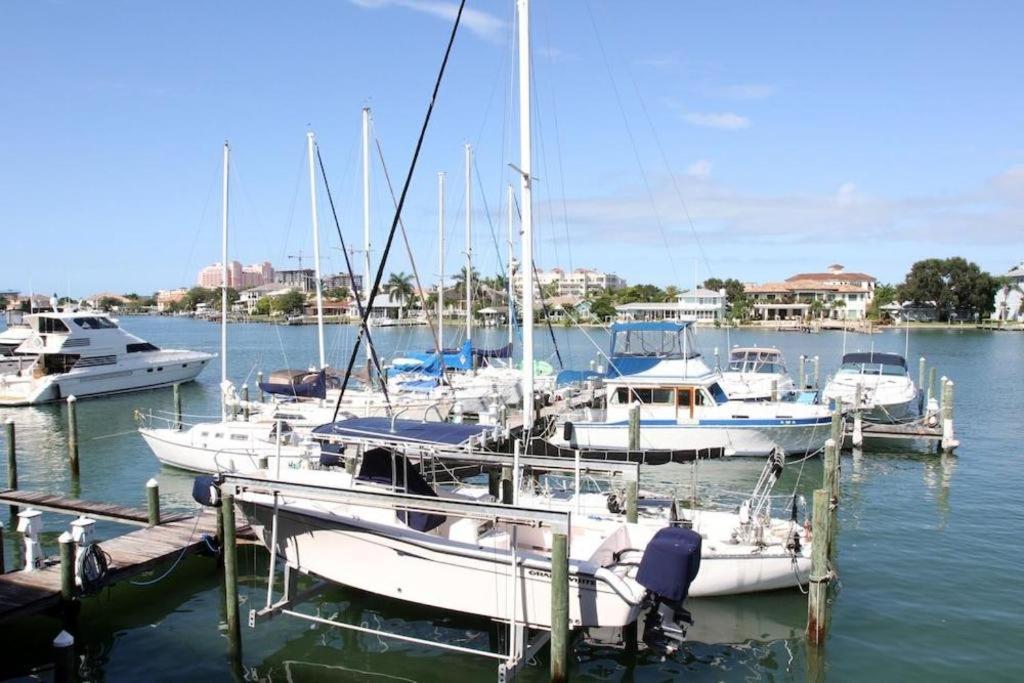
192,475,221,507
636,527,702,603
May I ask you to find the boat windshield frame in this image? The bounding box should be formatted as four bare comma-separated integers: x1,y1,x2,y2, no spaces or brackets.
610,322,700,360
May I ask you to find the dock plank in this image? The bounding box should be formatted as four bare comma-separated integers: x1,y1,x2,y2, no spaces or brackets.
0,490,191,526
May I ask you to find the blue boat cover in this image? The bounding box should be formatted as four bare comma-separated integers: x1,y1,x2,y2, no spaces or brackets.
636,527,702,603
841,352,906,368
474,342,513,360
610,321,691,334
356,448,445,532
313,416,492,446
258,370,327,399
393,340,474,376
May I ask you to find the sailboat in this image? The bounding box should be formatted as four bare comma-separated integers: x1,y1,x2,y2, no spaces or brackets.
226,0,703,647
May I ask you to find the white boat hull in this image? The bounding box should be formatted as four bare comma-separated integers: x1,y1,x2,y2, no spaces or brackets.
139,426,306,474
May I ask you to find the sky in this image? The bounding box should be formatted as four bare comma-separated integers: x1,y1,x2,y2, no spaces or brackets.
2,0,1023,297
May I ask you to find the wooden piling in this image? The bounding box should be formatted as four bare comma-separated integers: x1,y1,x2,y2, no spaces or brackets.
146,479,160,527
500,465,513,504
927,367,937,405
6,418,17,519
66,396,80,478
823,438,839,562
173,383,182,430
918,356,926,392
488,469,501,499
625,480,638,524
806,489,831,646
257,371,264,402
799,355,807,390
241,385,250,421
550,531,569,683
59,532,75,602
830,398,843,449
852,384,864,448
53,630,75,683
942,380,957,453
628,403,640,451
812,355,820,389
221,489,242,660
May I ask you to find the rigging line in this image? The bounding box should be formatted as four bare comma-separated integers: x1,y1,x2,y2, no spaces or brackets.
472,157,507,278
179,151,221,290
316,145,390,394
582,0,682,289
527,52,561,271
620,53,714,280
512,191,560,368
331,0,467,423
372,135,447,370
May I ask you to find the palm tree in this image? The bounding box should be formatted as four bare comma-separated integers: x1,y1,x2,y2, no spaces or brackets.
387,272,414,319
830,298,847,320
451,266,481,298
663,285,681,303
808,299,825,320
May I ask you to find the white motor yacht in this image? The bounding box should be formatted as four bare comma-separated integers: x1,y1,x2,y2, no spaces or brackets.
0,311,214,405
719,346,796,401
550,322,832,457
821,352,919,422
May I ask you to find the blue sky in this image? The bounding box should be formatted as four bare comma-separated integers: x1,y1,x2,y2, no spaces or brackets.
2,0,1022,297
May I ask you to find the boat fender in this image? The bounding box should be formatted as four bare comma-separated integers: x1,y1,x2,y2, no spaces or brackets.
739,500,751,526
77,542,110,595
562,421,574,442
788,531,802,555
191,475,221,507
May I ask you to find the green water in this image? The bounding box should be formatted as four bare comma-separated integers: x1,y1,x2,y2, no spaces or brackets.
1,317,1021,681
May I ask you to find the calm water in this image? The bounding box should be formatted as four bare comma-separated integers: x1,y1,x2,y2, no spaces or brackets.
1,317,1021,681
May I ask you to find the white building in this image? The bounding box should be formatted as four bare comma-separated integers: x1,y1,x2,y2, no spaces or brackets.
993,262,1024,322
615,288,726,326
238,283,294,313
517,267,626,298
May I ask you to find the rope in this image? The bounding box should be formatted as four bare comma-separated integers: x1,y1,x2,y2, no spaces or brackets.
331,0,467,423
129,509,205,586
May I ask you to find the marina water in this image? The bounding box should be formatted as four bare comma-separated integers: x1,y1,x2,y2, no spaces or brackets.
1,317,1021,681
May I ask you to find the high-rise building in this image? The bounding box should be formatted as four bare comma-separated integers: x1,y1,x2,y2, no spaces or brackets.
197,261,275,289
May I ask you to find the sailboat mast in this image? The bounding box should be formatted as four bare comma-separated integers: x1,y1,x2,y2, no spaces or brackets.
307,131,326,370
465,143,473,342
220,141,229,419
518,0,534,431
362,107,373,369
507,183,515,347
438,172,446,350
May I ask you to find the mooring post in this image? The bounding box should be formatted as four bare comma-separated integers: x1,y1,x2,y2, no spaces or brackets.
823,438,839,561
59,531,75,602
625,479,638,524
66,396,80,478
241,384,250,421
813,355,820,389
628,402,640,451
927,367,937,406
500,465,514,504
807,489,832,647
550,530,570,683
6,418,18,519
918,356,926,392
939,376,947,411
830,398,843,449
257,371,264,402
942,380,957,453
146,478,160,526
852,384,864,448
221,489,242,661
172,382,182,430
53,630,75,683
488,469,501,499
799,355,807,390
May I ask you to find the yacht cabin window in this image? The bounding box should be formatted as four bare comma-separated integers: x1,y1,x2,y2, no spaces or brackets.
73,317,118,330
37,318,70,334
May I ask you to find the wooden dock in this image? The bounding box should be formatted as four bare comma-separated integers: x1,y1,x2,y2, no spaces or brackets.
0,491,244,624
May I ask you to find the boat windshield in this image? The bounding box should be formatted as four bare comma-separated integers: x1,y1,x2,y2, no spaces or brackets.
73,317,118,330
727,350,785,374
612,327,698,359
837,362,907,377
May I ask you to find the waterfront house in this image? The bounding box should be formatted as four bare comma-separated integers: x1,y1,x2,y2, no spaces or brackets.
993,262,1024,322
615,288,726,326
746,264,876,321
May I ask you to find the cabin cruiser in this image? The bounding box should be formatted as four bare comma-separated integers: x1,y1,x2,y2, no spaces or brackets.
0,311,214,405
549,322,832,457
0,310,35,375
822,352,919,422
719,346,796,401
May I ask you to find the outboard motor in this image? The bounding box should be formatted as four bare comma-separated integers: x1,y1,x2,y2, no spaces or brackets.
192,475,221,507
635,527,702,654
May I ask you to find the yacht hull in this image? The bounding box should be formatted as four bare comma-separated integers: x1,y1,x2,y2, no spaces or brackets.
139,427,304,474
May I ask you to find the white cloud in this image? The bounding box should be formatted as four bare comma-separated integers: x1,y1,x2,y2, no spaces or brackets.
540,166,1024,248
348,0,505,42
687,159,712,179
682,111,750,130
713,83,778,100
